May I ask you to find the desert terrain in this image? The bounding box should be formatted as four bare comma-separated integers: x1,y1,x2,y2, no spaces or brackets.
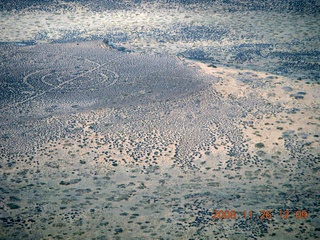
0,0,319,239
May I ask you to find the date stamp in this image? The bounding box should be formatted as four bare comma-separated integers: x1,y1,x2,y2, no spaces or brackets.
212,210,309,220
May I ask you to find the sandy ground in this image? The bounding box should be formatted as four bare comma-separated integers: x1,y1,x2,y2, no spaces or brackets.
1,61,318,239
0,1,319,239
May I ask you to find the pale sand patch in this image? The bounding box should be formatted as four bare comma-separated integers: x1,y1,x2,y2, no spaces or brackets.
193,60,319,156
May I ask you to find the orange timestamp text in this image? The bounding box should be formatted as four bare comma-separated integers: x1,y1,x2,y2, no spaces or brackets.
212,210,308,220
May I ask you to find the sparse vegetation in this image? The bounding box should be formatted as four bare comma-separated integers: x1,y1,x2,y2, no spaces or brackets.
255,143,265,148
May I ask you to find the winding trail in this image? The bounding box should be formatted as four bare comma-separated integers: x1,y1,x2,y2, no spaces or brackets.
1,54,126,111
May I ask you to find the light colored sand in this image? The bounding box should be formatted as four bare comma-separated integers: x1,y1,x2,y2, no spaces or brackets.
194,60,319,156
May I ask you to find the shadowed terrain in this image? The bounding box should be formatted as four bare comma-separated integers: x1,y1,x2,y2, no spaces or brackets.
0,40,214,153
